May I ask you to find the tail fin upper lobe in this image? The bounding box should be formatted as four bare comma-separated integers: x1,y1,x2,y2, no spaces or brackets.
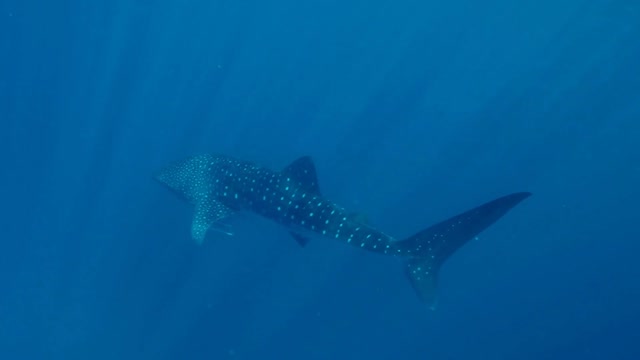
399,192,531,307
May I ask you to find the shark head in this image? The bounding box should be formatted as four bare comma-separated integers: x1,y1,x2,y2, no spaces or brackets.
154,154,228,202
155,154,237,244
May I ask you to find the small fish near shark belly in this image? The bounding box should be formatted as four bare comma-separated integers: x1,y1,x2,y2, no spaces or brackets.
155,153,531,308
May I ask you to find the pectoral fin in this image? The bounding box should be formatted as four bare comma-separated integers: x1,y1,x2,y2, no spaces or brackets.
191,200,235,244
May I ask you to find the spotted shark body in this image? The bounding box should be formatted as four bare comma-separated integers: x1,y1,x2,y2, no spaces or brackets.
155,154,530,306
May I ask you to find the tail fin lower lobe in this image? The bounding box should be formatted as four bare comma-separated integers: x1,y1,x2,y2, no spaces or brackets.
398,192,531,307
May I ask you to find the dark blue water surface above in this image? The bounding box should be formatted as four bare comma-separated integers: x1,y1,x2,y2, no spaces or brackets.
1,1,639,359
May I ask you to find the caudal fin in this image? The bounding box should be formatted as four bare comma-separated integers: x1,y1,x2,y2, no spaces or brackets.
399,192,531,307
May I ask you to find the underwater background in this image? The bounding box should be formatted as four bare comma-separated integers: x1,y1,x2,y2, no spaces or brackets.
1,0,639,359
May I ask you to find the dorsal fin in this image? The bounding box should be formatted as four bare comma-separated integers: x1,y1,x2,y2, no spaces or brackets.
282,156,321,194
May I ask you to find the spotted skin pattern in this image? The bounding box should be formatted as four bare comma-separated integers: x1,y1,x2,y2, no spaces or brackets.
155,154,530,306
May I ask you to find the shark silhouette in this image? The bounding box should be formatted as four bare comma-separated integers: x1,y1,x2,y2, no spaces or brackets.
155,154,530,306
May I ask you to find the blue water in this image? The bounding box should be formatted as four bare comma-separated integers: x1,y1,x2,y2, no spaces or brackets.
2,0,639,359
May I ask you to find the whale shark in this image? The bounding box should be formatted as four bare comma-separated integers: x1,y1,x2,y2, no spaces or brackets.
155,154,530,306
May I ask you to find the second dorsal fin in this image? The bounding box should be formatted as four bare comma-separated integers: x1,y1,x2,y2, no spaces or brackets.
282,156,321,194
